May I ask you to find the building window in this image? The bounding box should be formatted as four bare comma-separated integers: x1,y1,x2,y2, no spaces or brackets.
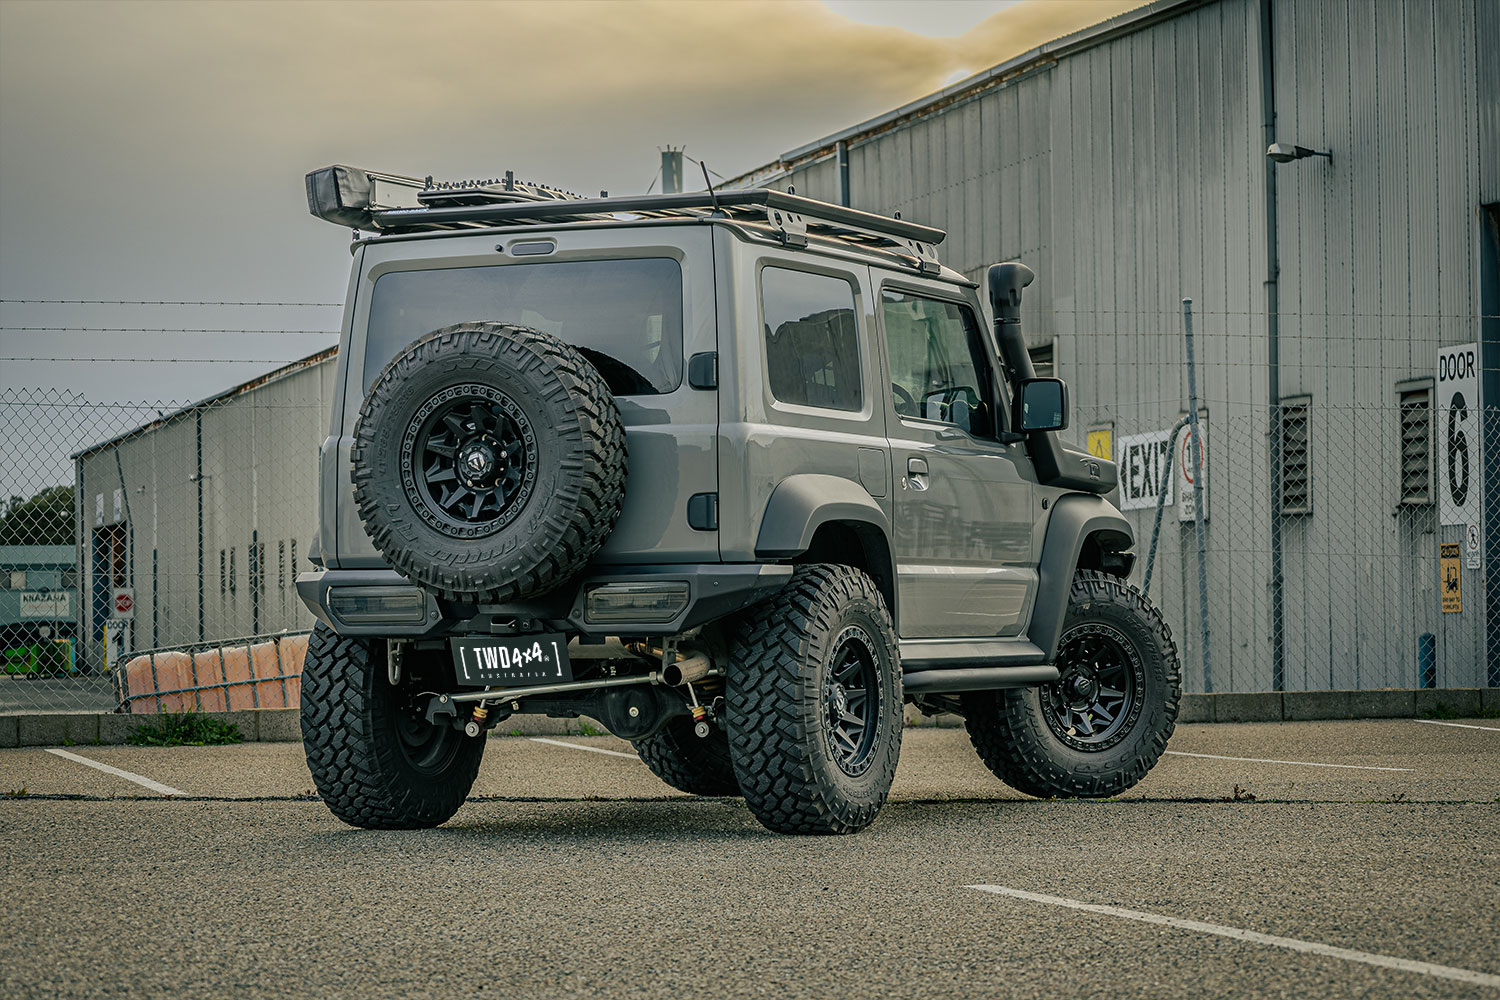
1279,397,1312,515
761,266,863,412
219,549,227,598
1028,342,1055,378
229,547,237,595
1397,382,1433,504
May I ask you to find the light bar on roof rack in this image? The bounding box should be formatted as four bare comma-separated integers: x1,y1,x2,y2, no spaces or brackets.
306,165,427,229
307,165,588,230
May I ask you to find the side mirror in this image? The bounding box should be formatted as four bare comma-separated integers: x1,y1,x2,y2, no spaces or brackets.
1015,378,1068,432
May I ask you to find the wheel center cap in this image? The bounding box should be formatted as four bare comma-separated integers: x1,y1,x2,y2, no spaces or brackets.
1069,673,1097,704
829,682,849,717
459,441,496,483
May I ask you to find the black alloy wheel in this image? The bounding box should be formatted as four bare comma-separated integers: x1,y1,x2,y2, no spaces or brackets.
824,625,881,776
1040,622,1144,753
402,387,538,538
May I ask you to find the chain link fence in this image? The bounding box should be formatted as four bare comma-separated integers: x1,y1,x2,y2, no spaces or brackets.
1,347,1494,716
1,361,330,716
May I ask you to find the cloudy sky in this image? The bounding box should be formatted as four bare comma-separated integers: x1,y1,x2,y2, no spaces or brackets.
0,0,1139,413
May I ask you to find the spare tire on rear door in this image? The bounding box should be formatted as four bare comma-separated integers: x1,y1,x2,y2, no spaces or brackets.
352,321,627,604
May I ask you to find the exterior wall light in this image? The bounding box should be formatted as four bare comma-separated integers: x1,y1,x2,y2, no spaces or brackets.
1267,142,1332,164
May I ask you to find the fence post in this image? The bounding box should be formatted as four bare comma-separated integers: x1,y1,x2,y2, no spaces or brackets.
1183,299,1213,692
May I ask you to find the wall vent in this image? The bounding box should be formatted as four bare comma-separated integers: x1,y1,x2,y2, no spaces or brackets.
1397,383,1433,504
1279,398,1312,515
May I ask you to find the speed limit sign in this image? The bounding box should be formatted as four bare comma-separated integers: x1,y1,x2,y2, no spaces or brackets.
1436,343,1480,527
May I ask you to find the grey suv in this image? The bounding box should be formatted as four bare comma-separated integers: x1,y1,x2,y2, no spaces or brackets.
296,165,1180,835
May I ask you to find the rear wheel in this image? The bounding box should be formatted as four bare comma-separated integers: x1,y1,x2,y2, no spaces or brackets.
301,623,482,829
633,718,740,796
725,564,902,835
962,570,1179,799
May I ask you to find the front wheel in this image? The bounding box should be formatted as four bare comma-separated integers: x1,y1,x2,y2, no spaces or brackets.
725,564,903,835
962,570,1180,799
301,623,483,828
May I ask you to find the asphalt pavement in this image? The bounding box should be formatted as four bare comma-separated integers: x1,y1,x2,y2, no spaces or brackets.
2,719,1497,999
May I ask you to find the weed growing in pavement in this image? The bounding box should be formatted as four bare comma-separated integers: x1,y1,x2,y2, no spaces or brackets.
575,720,603,737
126,712,243,747
1424,702,1461,719
1476,706,1500,719
5,786,27,798
508,728,523,737
1223,784,1257,802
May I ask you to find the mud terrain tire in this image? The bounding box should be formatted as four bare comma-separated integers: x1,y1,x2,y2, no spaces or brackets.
962,570,1180,799
725,564,902,835
352,322,626,603
634,718,741,796
301,623,483,829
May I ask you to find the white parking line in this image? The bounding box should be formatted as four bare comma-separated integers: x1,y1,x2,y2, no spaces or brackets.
1412,719,1500,733
528,737,639,759
966,885,1500,988
1164,750,1412,772
45,748,187,797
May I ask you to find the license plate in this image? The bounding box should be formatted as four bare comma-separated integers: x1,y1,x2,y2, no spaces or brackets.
450,634,572,687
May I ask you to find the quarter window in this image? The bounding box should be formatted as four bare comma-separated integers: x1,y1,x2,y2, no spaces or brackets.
880,290,996,436
761,267,863,412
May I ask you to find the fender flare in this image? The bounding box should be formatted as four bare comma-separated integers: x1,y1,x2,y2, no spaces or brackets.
754,474,890,558
1030,494,1135,661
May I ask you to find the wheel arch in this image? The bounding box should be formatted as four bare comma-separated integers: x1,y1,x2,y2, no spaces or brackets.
754,474,896,617
1031,494,1136,661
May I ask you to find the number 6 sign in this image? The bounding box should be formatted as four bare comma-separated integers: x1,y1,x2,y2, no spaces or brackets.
1436,343,1480,527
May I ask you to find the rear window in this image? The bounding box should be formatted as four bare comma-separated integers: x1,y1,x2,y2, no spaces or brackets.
364,257,684,395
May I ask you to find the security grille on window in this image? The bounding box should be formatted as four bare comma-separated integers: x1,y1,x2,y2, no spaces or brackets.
1397,383,1432,504
761,266,863,412
1028,342,1055,378
1279,398,1312,515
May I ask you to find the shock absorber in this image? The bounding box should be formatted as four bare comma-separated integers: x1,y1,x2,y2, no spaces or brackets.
464,702,490,738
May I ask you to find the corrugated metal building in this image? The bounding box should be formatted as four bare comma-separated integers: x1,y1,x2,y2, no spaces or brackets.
74,351,335,666
76,0,1496,691
726,0,1498,689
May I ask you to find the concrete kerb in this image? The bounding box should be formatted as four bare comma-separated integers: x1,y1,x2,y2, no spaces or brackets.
0,689,1492,747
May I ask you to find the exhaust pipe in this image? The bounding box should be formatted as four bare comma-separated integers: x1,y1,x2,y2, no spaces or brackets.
660,652,711,687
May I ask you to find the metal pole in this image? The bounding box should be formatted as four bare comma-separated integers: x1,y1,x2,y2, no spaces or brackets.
1260,0,1286,692
1183,299,1212,692
1142,415,1189,595
195,411,204,643
836,140,851,207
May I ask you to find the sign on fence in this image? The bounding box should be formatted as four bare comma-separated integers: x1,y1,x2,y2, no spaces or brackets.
1175,421,1209,522
1116,429,1174,510
1436,343,1480,527
111,588,135,619
1439,543,1462,613
19,591,70,619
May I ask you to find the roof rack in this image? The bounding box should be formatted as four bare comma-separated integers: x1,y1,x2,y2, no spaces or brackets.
305,165,946,274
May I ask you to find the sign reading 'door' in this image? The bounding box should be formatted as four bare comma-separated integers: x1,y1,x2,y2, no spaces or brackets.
1436,343,1480,528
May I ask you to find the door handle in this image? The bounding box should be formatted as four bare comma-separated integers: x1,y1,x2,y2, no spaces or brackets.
906,457,929,491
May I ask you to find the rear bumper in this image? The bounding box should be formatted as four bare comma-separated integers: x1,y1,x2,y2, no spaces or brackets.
296,563,794,638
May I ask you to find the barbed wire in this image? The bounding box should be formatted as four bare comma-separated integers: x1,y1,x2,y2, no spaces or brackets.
0,327,337,335
0,298,341,307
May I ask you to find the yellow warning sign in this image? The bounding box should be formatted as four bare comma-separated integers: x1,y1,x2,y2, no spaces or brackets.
1087,428,1113,460
1440,542,1462,613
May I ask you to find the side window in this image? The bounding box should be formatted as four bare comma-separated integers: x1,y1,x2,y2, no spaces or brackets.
761,266,863,412
880,290,996,436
